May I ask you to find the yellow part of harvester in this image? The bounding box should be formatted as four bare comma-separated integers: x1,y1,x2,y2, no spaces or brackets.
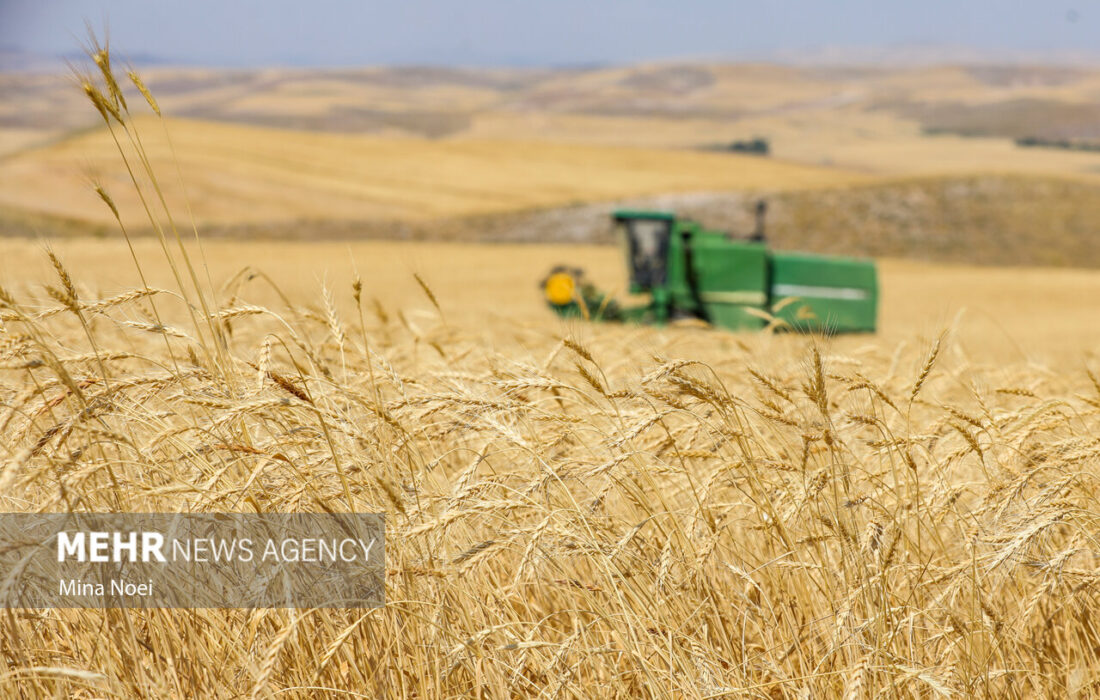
544,272,576,306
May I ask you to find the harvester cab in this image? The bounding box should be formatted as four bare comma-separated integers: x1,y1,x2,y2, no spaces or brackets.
542,205,878,333
618,211,673,292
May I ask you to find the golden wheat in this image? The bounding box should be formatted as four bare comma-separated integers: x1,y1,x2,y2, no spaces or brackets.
1,37,1098,700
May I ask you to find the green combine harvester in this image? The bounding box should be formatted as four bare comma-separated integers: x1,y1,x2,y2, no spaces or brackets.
542,206,878,333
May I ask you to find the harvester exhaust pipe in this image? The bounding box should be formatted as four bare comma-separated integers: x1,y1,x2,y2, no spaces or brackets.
750,199,767,242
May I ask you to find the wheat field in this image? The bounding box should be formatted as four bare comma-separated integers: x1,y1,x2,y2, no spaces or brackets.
2,42,1100,700
5,235,1100,698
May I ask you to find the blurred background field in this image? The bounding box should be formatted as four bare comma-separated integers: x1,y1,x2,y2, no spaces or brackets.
7,61,1100,268
5,57,1100,376
3,238,1099,368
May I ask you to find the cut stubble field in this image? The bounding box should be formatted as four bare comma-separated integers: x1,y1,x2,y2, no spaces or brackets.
3,237,1099,365
0,117,865,226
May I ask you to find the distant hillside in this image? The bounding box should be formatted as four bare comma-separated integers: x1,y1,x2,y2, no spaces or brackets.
5,59,1100,268
885,98,1100,140
0,117,862,226
11,60,1100,181
432,174,1100,268
5,173,1100,269
9,60,1100,139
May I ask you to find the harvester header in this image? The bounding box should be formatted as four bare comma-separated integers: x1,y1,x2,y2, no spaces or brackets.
542,207,878,333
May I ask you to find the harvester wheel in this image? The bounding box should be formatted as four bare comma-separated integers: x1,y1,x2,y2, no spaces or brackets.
540,266,584,307
544,272,575,306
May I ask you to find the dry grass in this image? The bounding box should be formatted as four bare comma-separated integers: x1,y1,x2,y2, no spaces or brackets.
2,40,1100,699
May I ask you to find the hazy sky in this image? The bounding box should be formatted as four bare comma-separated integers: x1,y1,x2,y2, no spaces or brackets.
1,0,1098,67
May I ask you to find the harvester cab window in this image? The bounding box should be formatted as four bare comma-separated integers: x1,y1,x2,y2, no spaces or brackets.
621,218,670,290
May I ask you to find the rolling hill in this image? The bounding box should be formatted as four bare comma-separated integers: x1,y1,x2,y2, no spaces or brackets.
5,59,1100,268
0,116,864,226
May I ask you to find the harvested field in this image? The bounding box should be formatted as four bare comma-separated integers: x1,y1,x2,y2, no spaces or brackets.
0,116,862,226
